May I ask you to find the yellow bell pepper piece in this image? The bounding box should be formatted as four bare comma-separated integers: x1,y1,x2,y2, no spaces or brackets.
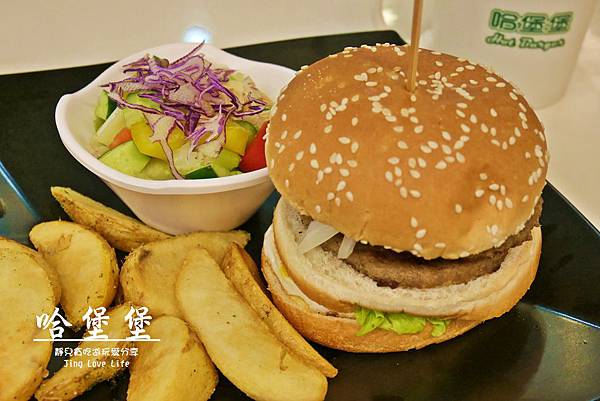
130,122,186,160
224,121,251,155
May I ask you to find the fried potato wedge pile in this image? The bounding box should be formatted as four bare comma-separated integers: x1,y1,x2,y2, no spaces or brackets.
0,239,58,401
51,186,169,252
30,221,119,328
176,248,328,401
120,231,249,318
128,316,218,401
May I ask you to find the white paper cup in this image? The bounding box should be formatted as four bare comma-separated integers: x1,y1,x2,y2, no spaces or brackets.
389,0,598,108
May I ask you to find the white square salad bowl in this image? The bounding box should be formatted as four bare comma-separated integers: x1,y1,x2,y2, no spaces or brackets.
55,43,295,234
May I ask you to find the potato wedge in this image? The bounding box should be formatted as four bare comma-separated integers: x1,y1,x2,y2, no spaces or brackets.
35,303,134,401
121,230,250,318
51,186,170,252
176,247,327,401
30,221,119,328
222,244,337,378
128,316,218,401
0,237,61,304
0,238,57,401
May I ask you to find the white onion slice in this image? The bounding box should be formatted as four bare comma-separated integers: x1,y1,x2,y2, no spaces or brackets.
337,235,357,259
298,220,338,254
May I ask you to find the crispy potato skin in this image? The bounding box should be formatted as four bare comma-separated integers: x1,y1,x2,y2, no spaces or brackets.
34,303,134,401
176,247,327,401
120,231,250,318
51,186,169,252
30,221,119,328
128,316,218,401
222,244,337,378
0,238,57,401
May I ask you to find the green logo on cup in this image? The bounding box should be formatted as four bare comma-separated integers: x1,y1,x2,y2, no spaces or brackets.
485,9,572,51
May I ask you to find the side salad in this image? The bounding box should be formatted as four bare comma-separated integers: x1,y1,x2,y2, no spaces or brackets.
92,44,271,180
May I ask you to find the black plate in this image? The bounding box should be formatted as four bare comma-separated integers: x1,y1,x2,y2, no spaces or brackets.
1,31,599,401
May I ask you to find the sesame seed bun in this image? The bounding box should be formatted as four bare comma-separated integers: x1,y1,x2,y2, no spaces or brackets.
266,44,549,259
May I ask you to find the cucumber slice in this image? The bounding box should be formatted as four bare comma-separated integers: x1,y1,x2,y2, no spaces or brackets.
123,93,161,128
139,159,174,180
99,141,150,176
95,90,117,120
215,148,241,170
185,165,218,179
94,108,126,146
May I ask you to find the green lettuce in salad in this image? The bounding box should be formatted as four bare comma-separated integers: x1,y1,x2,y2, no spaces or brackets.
354,307,450,337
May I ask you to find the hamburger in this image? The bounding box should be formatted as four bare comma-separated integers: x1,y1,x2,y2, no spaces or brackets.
261,43,548,353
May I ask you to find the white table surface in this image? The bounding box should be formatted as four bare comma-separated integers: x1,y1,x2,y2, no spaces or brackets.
2,1,598,229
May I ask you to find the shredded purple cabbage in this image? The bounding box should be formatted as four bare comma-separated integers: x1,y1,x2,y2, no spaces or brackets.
102,43,267,149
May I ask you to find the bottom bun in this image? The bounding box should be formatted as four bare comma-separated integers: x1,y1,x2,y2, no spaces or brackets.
262,249,482,353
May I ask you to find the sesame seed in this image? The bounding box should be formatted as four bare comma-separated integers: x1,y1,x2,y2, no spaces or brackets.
490,108,498,117
502,142,508,150
408,158,417,168
416,229,427,239
482,87,490,93
489,183,499,191
367,67,377,74
442,131,452,141
351,117,359,127
489,194,497,205
470,114,478,124
309,143,317,154
435,161,447,170
457,103,468,109
465,65,475,70
435,61,444,67
397,140,408,149
280,130,288,140
354,73,367,81
288,163,295,172
509,136,516,145
410,217,418,228
435,242,446,248
480,173,488,180
338,136,350,144
454,141,464,150
351,142,359,153
285,179,289,187
281,113,287,121
413,243,423,252
500,185,506,195
340,168,350,177
420,145,432,154
410,94,417,102
417,158,426,168
395,166,403,176
336,181,346,191
293,130,302,139
497,200,504,210
522,195,529,203
410,169,421,179
496,82,506,88
385,171,393,182
525,151,531,159
456,66,465,72
351,94,360,102
278,145,286,154
414,125,424,134
442,144,452,154
400,187,408,198
475,189,485,198
347,160,358,168
320,104,327,112
324,125,333,134
410,190,421,198
460,124,470,133
366,81,378,87
455,204,463,213
456,152,465,163
325,112,332,120
393,126,404,133
327,192,335,201
486,76,497,82
456,110,466,118
346,192,354,202
315,205,321,213
509,92,518,100
409,115,419,124
316,170,324,183
310,159,319,169
388,157,400,165
324,167,332,174
505,198,513,208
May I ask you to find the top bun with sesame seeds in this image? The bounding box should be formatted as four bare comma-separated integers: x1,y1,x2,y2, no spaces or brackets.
266,43,548,259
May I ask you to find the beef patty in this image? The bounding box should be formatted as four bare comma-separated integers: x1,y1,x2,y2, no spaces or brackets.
321,200,542,289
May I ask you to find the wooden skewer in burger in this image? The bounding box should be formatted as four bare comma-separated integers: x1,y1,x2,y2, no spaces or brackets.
261,0,548,353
